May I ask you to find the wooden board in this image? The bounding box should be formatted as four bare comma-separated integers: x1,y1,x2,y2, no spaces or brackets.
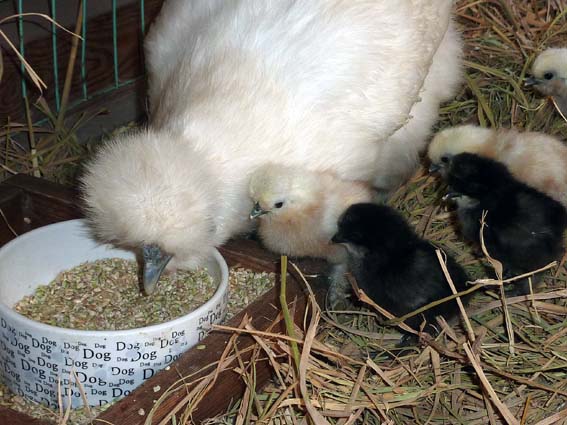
0,174,327,424
0,408,52,425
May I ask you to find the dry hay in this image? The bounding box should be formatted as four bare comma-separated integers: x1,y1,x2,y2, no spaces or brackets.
0,6,93,186
147,1,567,424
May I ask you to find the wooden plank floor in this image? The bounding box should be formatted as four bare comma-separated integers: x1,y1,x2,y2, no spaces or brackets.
0,408,53,425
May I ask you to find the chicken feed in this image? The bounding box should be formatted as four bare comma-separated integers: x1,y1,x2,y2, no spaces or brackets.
13,258,218,331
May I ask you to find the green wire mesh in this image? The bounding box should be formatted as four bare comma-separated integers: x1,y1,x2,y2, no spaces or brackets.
50,0,60,110
80,0,87,100
112,0,119,87
16,0,26,99
16,0,147,114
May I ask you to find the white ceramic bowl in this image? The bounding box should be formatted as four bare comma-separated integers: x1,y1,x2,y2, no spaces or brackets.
0,219,229,408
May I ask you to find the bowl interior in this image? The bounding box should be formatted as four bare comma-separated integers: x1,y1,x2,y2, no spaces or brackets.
0,219,223,310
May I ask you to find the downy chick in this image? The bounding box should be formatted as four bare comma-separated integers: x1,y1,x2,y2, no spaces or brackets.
249,164,373,264
331,203,470,338
526,48,567,117
428,125,567,208
444,153,567,295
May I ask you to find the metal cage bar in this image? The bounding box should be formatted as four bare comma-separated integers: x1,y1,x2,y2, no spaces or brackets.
50,0,61,111
140,0,145,35
16,0,27,100
80,0,88,100
112,0,119,87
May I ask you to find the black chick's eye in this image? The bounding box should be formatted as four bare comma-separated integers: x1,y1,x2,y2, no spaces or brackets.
274,201,284,209
440,155,450,164
544,72,555,80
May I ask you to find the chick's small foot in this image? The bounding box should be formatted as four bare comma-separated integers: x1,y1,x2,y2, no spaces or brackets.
505,281,529,297
505,276,542,297
397,333,420,348
370,186,396,205
326,264,354,310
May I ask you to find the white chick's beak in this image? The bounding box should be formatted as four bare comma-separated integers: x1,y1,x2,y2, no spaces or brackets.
249,202,269,220
442,191,461,202
524,76,543,87
428,163,442,174
142,244,173,295
330,233,345,244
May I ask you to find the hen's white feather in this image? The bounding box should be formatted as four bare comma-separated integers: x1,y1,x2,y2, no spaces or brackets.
374,22,463,190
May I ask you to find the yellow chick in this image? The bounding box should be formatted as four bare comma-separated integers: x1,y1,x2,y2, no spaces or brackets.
428,125,567,208
527,48,567,117
249,164,373,264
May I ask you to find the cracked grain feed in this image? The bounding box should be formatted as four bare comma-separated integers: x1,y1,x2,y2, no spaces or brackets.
13,258,218,331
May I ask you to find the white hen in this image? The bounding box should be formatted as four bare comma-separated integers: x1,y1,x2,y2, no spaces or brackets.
249,164,373,264
82,0,462,293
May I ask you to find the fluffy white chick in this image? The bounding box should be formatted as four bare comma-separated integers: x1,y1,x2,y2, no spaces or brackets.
82,0,461,293
428,125,567,208
248,164,373,264
526,48,567,117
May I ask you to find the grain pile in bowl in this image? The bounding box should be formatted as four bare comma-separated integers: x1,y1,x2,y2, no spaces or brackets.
13,258,218,330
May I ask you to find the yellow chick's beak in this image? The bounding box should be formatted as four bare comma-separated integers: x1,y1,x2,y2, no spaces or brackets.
250,202,269,220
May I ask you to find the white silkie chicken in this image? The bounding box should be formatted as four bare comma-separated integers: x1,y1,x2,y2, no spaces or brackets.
82,0,463,294
526,48,567,118
428,125,567,208
248,164,373,264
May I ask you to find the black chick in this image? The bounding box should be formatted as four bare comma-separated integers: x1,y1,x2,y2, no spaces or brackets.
331,203,470,340
445,152,567,295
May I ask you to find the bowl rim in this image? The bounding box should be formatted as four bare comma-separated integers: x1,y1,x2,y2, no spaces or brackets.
0,218,229,337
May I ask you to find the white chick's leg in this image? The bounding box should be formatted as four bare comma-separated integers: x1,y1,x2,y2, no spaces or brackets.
504,271,543,297
326,262,353,310
372,125,422,193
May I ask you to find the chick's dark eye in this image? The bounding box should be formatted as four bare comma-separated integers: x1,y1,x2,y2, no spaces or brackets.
274,201,284,208
441,155,450,164
544,72,555,80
